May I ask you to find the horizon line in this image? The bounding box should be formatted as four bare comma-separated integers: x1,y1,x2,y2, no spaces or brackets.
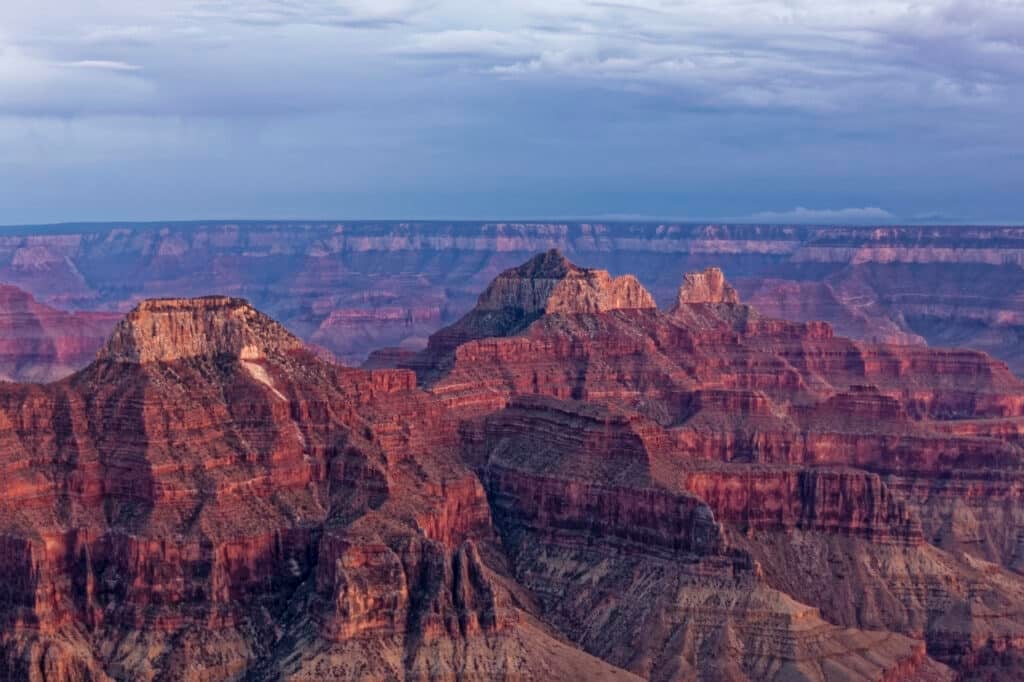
3,217,1023,230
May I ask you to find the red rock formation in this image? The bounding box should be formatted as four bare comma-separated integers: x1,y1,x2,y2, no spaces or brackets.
0,284,120,382
5,251,1024,680
408,253,1024,679
477,396,952,680
675,266,740,305
100,296,304,363
420,249,655,367
473,248,656,315
0,295,631,680
2,221,1024,373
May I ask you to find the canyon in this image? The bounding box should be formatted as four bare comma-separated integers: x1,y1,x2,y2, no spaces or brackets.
0,285,119,383
0,221,1021,377
2,246,1024,680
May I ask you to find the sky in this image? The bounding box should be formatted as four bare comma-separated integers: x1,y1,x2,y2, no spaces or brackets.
1,1,1022,225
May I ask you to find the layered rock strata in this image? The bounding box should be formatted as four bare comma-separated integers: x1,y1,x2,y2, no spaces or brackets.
409,252,1024,679
1,221,1023,371
0,295,633,681
675,266,740,305
0,284,119,382
5,251,1024,679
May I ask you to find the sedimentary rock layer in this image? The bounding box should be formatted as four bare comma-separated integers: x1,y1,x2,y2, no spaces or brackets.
0,294,631,681
1,221,1023,371
0,284,119,382
4,251,1024,680
413,253,1024,679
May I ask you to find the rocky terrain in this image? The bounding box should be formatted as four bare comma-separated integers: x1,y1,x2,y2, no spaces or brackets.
0,284,120,382
0,292,626,681
3,248,1024,679
0,221,1022,374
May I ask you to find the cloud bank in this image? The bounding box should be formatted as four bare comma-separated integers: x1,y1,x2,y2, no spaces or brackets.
747,207,896,224
1,1,1022,223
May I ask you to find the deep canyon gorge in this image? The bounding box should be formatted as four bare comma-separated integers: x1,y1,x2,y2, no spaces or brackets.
1,233,1024,679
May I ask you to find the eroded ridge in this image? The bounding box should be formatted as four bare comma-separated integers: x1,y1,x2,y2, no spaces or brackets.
4,255,1024,679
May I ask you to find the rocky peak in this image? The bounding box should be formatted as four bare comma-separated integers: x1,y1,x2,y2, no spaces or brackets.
675,267,740,306
415,250,658,373
508,248,574,279
476,249,656,315
98,296,303,363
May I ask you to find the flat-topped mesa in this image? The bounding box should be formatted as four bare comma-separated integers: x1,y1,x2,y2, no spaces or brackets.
675,267,741,306
476,249,656,315
98,296,304,363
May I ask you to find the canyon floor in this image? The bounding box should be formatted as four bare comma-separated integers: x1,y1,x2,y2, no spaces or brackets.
2,246,1024,680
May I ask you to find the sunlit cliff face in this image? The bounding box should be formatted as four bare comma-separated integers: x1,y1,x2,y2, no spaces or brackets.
99,296,302,364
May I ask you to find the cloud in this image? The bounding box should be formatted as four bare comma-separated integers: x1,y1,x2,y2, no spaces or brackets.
3,1,1023,118
395,1,1024,112
398,29,537,58
744,206,897,224
188,0,424,28
0,1,1021,223
63,59,141,71
0,35,155,116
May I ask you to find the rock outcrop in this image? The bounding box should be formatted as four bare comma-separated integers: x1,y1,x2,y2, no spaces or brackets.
675,266,740,305
413,256,1024,679
475,248,656,315
0,294,634,681
416,249,655,374
99,296,303,363
4,253,1024,680
478,396,951,681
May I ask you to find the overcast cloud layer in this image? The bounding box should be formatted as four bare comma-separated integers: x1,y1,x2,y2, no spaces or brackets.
1,1,1022,224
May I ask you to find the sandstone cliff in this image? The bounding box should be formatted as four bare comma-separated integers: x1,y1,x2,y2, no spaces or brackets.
474,248,656,315
416,249,656,376
99,296,303,363
4,253,1024,680
0,295,635,681
415,256,1024,679
675,266,740,305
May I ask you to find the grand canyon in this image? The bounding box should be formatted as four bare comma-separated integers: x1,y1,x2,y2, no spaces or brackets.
9,0,1024,678
0,222,1021,376
2,230,1024,680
